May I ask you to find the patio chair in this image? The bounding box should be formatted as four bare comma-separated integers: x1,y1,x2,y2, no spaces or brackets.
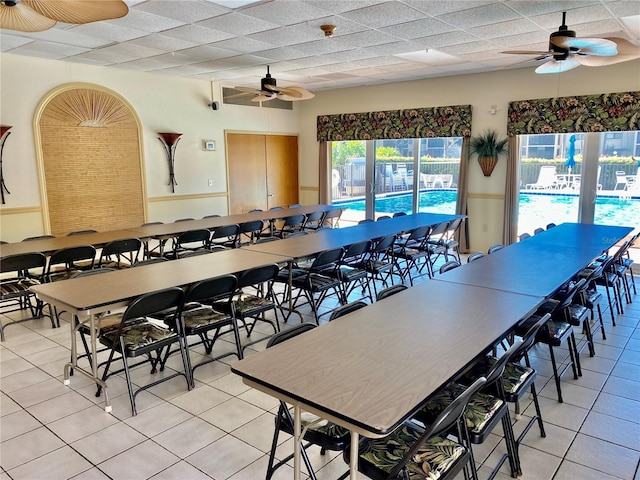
526,165,557,189
614,170,629,190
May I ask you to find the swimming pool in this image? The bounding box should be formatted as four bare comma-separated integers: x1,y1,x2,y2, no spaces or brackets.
333,190,639,231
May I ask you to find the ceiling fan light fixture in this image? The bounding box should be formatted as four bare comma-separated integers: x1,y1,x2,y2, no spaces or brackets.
320,24,336,38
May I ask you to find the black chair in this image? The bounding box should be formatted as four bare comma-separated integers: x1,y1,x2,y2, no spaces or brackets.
442,217,463,262
346,377,486,480
587,255,623,326
98,287,192,415
415,341,525,478
533,227,545,235
392,211,407,217
359,234,396,298
375,284,407,301
165,229,211,259
140,221,165,258
302,210,325,231
487,244,505,254
289,203,302,208
327,240,373,304
518,232,531,241
466,251,485,263
209,224,240,250
514,280,583,403
97,237,142,269
282,248,345,324
218,264,281,351
67,229,97,236
202,214,221,219
0,252,51,341
174,217,194,222
169,274,242,383
393,225,431,285
439,259,461,274
546,223,557,229
265,323,351,480
376,215,391,221
271,214,305,238
328,300,367,321
321,207,342,228
358,218,374,224
45,245,97,283
461,314,550,455
238,220,264,246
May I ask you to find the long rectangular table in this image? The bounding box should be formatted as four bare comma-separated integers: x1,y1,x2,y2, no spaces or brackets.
438,223,634,297
232,222,632,480
232,280,543,480
30,248,292,411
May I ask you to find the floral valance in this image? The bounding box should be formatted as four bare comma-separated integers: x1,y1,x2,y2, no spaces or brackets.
508,91,640,136
317,105,472,142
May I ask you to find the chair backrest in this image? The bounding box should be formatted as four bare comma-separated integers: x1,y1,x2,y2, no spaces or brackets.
322,208,342,227
289,203,302,208
439,260,461,274
99,238,142,266
377,215,391,221
176,229,210,246
67,230,97,236
22,235,56,242
248,209,263,213
269,206,284,211
238,220,264,245
511,314,551,363
310,247,344,271
518,232,531,241
281,214,305,231
555,278,587,312
267,322,316,348
429,221,449,237
533,227,545,235
467,251,485,263
203,214,221,218
388,376,487,479
358,219,374,224
237,263,280,289
0,252,47,275
487,244,504,254
47,245,96,273
376,284,408,301
329,301,367,321
210,224,240,242
122,287,185,324
405,225,430,244
303,210,324,226
371,234,396,254
342,240,371,262
546,223,557,229
174,218,194,222
141,221,163,226
184,274,237,305
393,212,407,217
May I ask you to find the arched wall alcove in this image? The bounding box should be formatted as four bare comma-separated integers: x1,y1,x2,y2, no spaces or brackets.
34,83,146,235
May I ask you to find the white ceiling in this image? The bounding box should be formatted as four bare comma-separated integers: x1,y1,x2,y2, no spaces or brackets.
1,0,639,92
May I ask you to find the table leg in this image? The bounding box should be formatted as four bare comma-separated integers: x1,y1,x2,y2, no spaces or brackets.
293,403,302,480
63,313,111,412
350,431,359,479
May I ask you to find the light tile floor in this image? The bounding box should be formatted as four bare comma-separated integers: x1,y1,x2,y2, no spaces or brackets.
1,261,639,480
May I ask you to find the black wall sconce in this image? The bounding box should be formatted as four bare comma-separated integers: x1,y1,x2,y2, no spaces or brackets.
0,125,12,204
158,132,182,193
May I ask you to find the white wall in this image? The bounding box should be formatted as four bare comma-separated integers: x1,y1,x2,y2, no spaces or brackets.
0,53,300,241
297,61,640,250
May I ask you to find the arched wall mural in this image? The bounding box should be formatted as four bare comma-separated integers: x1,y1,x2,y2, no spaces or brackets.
35,84,146,235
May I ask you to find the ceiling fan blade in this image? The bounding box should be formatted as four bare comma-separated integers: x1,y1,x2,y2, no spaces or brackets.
0,2,55,32
606,37,640,55
277,86,315,101
251,94,276,103
575,38,640,66
551,36,617,56
232,86,263,95
502,50,554,55
24,0,128,25
535,57,581,74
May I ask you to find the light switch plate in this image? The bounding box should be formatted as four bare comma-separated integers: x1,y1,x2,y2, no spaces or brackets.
203,140,216,151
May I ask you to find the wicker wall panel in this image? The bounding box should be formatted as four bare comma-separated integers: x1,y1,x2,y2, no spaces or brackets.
40,89,144,235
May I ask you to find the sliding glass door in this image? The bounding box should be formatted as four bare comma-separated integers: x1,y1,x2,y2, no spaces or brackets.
331,137,461,224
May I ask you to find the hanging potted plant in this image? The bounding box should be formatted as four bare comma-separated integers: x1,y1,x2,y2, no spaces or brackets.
470,130,509,177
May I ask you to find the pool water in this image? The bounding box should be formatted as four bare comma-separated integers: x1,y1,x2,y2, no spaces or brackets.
333,190,639,231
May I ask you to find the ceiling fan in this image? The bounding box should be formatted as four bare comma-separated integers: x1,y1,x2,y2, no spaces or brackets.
228,66,315,103
502,12,640,74
0,0,128,33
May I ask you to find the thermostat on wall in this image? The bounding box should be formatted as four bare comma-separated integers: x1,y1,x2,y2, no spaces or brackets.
203,140,216,151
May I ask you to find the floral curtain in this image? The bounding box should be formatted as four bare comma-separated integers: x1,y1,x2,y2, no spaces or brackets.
508,91,640,135
317,105,472,141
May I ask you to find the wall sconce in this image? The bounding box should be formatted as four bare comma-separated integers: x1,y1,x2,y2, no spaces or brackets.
158,132,182,193
0,125,12,204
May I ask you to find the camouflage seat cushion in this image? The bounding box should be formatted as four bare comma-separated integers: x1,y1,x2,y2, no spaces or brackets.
358,420,468,480
101,320,176,353
0,278,40,298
